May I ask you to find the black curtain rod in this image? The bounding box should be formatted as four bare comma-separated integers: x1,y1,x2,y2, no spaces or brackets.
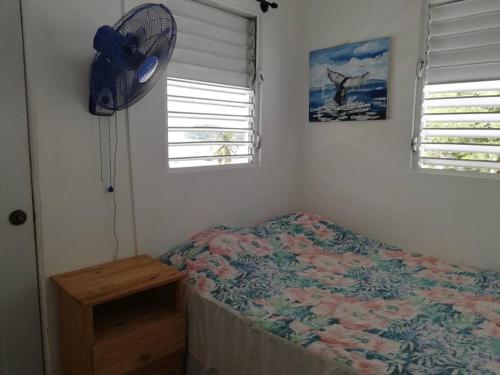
255,0,278,13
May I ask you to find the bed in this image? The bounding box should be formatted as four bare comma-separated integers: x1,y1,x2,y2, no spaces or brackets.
161,212,500,375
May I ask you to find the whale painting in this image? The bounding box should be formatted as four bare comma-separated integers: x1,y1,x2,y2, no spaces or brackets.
309,37,390,122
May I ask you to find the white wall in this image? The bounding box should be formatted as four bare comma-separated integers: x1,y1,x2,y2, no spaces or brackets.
21,0,303,373
300,0,500,271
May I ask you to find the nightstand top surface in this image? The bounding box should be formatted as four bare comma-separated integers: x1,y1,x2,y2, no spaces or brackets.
52,255,186,306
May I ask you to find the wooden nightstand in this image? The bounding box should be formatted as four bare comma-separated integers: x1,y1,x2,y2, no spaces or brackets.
52,255,186,375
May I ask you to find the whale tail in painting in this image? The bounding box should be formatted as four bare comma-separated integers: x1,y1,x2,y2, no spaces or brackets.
327,69,369,106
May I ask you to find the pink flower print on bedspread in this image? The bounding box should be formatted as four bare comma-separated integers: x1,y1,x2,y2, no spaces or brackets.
284,287,337,307
315,325,400,360
196,274,216,294
187,252,238,280
286,289,419,331
299,269,356,287
209,233,272,259
474,321,500,338
162,212,500,375
414,268,476,286
279,233,323,255
189,228,228,246
382,250,458,273
294,213,341,240
417,287,500,325
298,251,374,274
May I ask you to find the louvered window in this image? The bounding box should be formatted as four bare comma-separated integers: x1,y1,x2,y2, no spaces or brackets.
166,0,259,169
414,0,500,174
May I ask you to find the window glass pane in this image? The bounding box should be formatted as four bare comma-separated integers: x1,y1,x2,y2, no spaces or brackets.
166,78,256,169
419,80,500,174
168,80,253,102
169,156,252,169
168,114,252,129
169,144,252,159
168,98,252,116
168,130,251,143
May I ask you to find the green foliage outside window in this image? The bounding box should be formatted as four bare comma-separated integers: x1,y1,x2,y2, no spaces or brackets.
423,90,500,173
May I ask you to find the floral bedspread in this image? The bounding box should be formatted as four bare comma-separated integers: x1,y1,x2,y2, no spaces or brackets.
161,213,500,375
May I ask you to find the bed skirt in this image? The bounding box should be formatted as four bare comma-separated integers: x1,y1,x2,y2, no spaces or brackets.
184,284,356,375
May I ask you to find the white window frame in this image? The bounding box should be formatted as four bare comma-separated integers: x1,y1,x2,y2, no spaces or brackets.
165,0,263,173
411,0,500,180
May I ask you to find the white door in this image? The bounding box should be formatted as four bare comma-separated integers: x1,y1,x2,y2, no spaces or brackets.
0,0,44,374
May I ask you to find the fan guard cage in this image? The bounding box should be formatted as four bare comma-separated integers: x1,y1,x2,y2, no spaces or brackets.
90,3,176,114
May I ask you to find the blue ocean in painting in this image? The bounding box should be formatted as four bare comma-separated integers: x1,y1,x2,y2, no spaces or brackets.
309,80,387,121
309,38,390,122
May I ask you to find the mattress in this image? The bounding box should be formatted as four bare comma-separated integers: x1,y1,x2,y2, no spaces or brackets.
161,212,500,375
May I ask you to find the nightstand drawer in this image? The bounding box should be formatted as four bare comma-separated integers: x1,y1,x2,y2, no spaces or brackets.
92,312,186,375
128,351,184,375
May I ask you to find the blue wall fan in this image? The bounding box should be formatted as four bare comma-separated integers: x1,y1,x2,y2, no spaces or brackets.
88,4,176,258
89,3,176,116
